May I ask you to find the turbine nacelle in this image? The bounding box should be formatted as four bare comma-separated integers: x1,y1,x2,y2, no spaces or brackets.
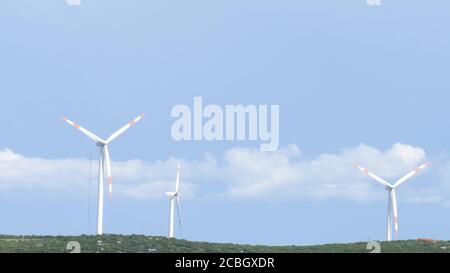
166,192,178,198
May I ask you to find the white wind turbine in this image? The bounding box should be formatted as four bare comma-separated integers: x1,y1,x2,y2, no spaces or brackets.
62,114,145,235
166,163,183,239
356,162,429,241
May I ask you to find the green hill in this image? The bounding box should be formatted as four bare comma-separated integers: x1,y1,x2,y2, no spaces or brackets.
0,235,448,253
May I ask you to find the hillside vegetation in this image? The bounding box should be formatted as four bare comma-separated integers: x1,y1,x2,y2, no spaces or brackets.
0,235,448,253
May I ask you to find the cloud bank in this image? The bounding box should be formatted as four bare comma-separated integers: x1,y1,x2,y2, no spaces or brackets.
0,143,446,204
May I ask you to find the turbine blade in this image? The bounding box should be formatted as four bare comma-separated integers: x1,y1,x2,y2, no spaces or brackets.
106,113,145,143
391,189,399,240
394,162,429,188
355,165,393,188
104,145,113,200
62,117,104,143
175,163,181,193
175,196,183,239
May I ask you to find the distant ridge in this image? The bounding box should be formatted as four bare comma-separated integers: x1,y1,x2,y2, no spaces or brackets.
0,235,448,253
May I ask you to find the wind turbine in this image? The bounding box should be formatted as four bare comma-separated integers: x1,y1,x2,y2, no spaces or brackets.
355,162,429,241
166,163,183,239
62,114,145,235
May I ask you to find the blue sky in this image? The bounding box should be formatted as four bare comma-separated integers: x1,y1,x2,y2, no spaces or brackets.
0,0,450,246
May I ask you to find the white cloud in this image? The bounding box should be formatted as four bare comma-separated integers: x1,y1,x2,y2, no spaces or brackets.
0,143,445,205
219,143,429,201
0,149,198,200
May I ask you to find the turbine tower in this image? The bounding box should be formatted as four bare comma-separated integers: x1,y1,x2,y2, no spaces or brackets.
166,163,182,238
356,162,429,241
62,114,145,235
